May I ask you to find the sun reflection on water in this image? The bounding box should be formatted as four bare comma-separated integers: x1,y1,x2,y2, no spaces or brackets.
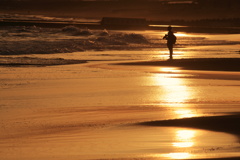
161,129,196,159
154,74,190,104
151,74,201,159
160,67,180,73
164,152,191,159
173,129,196,148
155,50,185,59
174,32,189,37
152,152,192,159
174,109,197,118
153,74,200,118
173,141,194,148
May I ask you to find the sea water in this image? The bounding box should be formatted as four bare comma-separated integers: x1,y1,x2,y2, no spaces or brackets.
0,14,240,61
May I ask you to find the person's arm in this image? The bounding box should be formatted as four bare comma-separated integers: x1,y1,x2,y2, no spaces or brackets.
163,34,168,39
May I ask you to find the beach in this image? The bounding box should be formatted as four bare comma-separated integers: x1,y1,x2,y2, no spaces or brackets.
1,57,240,160
0,19,240,160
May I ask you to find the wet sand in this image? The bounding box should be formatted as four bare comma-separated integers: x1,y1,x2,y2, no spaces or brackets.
121,58,240,146
0,57,240,160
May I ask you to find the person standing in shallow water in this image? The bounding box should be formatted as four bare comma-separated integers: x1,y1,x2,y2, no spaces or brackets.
163,26,176,60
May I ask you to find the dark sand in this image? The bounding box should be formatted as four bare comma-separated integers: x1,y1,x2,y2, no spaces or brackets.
116,58,240,72
0,57,87,66
138,114,240,136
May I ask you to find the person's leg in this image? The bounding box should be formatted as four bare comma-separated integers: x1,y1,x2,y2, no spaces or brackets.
168,44,173,60
169,47,173,60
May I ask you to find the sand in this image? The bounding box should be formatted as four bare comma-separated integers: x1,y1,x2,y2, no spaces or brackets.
124,58,240,146
124,58,240,144
0,57,240,160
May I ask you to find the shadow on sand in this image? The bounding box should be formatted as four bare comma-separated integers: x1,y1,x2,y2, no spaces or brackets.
117,58,240,72
138,114,240,140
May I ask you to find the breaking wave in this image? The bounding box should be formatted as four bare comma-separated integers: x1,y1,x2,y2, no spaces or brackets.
0,25,239,56
0,25,151,55
0,57,87,66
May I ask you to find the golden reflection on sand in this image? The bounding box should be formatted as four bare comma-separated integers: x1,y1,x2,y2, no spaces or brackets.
173,129,196,148
174,33,189,37
154,74,190,103
164,152,191,159
152,152,192,159
174,109,197,118
159,67,180,73
173,50,185,56
153,73,200,118
151,72,205,159
155,129,196,159
155,50,184,59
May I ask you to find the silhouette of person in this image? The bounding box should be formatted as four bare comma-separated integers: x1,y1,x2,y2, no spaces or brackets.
163,26,176,60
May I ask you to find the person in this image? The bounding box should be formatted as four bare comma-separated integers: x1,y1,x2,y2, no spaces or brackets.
163,26,176,60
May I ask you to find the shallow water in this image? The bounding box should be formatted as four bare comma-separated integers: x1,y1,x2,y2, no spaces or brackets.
1,62,240,160
0,21,240,159
1,24,240,58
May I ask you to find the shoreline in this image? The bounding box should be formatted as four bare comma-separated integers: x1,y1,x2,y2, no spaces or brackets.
2,57,240,71
0,57,87,67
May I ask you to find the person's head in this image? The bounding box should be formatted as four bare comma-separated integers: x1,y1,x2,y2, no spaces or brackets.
168,25,172,31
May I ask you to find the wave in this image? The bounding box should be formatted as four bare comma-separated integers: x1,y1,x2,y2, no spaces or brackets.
0,25,151,55
0,57,86,66
0,25,239,56
62,25,93,36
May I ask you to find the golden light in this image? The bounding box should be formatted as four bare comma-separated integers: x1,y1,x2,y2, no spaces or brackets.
152,73,201,120
174,109,197,118
150,129,197,159
172,51,185,55
162,77,189,103
175,32,189,37
152,74,193,105
163,152,191,159
173,129,196,148
163,129,196,159
176,129,196,141
173,142,194,148
160,67,180,73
